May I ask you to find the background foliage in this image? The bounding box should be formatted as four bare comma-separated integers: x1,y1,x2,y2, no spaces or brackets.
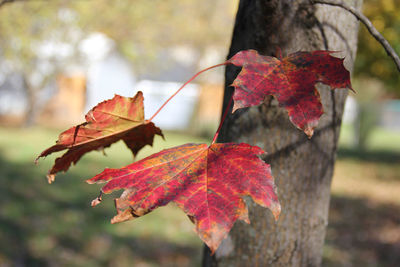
355,0,400,96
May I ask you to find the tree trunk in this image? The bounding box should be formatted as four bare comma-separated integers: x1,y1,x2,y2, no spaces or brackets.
22,75,37,127
203,0,362,266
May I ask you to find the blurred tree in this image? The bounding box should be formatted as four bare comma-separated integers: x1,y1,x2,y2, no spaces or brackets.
352,78,384,150
0,0,238,125
0,1,85,125
355,0,400,96
70,0,237,74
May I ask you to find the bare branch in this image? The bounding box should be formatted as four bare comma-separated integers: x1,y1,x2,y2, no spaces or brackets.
0,0,13,8
311,0,400,72
0,0,23,8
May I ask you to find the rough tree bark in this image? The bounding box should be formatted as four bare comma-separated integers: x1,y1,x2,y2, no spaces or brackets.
203,0,362,266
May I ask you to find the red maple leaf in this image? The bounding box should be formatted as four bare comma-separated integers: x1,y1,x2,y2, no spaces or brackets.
88,142,280,252
228,50,352,137
36,91,163,183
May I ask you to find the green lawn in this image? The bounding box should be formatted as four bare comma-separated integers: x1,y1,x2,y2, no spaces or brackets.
0,126,206,267
0,125,399,266
339,123,400,151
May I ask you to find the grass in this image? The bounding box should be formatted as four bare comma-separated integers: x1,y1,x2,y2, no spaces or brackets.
0,124,399,266
338,123,400,152
323,124,400,266
0,126,206,267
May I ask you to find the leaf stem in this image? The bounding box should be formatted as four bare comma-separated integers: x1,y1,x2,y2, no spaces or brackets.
148,62,229,122
276,46,283,59
211,95,233,144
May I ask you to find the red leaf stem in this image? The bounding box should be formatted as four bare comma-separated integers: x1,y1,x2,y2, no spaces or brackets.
148,62,229,122
211,95,233,144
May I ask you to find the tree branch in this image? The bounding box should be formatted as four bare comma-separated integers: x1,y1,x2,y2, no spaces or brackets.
311,0,400,72
0,0,22,8
0,0,13,7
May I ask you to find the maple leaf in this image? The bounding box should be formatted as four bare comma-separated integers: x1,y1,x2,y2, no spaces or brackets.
228,49,352,137
36,91,163,183
87,142,280,253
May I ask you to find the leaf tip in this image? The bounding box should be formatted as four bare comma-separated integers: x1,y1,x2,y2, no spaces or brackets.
111,208,136,224
209,247,216,256
91,191,103,207
271,202,281,221
304,127,314,138
91,197,102,207
187,215,196,224
231,102,242,114
46,174,55,184
205,238,220,256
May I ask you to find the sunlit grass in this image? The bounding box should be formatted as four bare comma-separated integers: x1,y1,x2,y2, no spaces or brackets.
339,123,400,151
334,123,400,204
324,123,400,266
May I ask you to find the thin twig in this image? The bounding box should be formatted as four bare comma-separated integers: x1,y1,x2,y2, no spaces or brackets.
0,0,20,8
311,0,400,72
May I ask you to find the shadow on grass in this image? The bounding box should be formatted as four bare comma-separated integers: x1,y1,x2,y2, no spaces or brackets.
324,195,400,267
337,147,400,164
0,151,201,267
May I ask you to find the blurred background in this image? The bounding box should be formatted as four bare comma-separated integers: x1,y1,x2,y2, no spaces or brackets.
0,0,399,266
